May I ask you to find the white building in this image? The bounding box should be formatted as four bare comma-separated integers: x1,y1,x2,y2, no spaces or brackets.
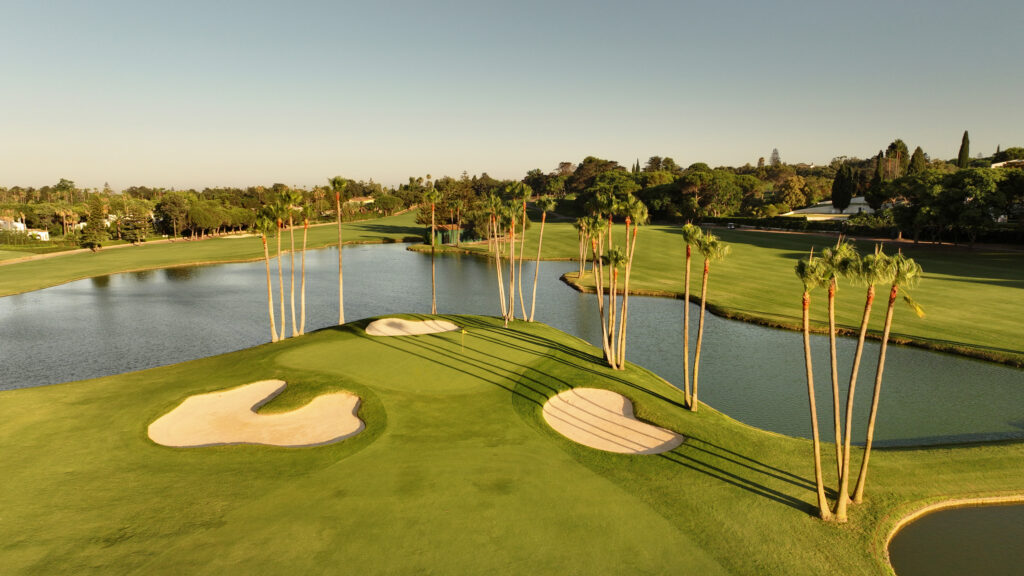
783,197,876,221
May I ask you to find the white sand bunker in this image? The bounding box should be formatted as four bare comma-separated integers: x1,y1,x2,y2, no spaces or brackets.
365,317,460,336
542,388,683,454
148,380,363,448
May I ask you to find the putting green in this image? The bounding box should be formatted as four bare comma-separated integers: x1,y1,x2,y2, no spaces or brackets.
1,315,1021,575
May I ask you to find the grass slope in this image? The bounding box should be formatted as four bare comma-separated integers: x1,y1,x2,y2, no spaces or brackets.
1,315,1020,575
0,212,423,297
443,219,1024,365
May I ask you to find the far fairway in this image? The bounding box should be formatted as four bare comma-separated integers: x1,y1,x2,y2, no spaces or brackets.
1,316,1020,575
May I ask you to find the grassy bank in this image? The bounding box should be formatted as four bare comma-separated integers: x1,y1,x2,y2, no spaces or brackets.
0,316,1019,574
0,212,423,296
438,220,1024,366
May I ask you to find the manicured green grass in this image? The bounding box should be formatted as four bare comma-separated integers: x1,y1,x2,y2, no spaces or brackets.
0,249,29,261
1,316,1020,574
0,212,424,296
447,220,1024,365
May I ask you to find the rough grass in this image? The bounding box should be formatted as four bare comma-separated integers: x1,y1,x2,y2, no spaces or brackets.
1,315,1020,575
0,212,424,296
447,220,1024,365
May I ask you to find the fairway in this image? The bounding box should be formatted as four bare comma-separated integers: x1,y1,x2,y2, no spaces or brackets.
2,315,1020,575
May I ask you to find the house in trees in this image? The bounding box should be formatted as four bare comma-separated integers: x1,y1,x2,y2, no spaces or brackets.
784,197,876,221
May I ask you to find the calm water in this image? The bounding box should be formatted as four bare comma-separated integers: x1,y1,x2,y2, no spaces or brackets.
889,504,1024,576
1,243,1022,446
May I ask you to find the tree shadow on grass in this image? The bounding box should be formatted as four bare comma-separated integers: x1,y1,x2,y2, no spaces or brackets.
661,439,818,515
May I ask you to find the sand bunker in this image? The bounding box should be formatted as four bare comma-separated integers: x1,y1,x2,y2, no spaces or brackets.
365,317,460,336
542,388,683,454
148,380,363,448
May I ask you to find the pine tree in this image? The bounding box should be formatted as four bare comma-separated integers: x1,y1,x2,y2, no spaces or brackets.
770,148,782,167
80,195,109,251
958,131,970,169
831,165,853,213
907,146,927,175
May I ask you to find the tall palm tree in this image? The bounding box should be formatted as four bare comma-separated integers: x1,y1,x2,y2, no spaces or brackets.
424,187,443,314
690,232,729,412
818,240,858,479
451,198,465,247
486,194,507,318
281,189,304,337
587,218,611,361
299,203,313,335
616,195,648,368
513,182,532,319
834,247,890,521
795,251,833,521
328,176,348,324
853,252,924,503
529,196,557,322
271,203,288,341
503,200,518,326
255,213,279,343
680,223,704,408
605,246,627,369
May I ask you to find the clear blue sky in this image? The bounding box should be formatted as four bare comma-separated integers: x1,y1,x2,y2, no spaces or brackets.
2,0,1021,190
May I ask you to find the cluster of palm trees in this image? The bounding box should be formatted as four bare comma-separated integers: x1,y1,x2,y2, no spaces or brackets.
574,192,653,370
480,184,557,327
678,224,730,410
795,241,924,521
256,178,348,342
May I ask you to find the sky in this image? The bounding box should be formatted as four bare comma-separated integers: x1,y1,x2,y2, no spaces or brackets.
1,0,1022,190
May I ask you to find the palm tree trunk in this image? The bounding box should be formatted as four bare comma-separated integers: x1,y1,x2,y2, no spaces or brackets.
336,192,344,325
683,245,692,407
834,285,875,521
277,221,286,341
616,224,634,368
493,216,507,319
456,207,461,247
591,238,612,362
828,281,842,480
529,211,546,322
853,284,898,504
690,260,710,412
803,292,834,521
431,203,437,315
507,218,516,325
577,230,585,278
263,238,278,342
609,267,619,369
300,219,308,335
289,216,297,337
518,201,527,319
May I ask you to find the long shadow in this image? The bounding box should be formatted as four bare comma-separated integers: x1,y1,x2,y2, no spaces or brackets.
683,438,817,492
659,450,814,514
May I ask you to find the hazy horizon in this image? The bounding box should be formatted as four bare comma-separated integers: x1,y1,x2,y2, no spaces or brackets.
2,0,1021,191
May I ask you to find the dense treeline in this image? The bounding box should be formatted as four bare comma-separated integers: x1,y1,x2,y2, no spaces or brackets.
2,136,1022,249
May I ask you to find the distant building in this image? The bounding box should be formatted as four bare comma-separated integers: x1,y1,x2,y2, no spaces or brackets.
991,159,1024,169
783,197,875,221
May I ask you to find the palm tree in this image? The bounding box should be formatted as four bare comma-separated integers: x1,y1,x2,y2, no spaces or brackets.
853,252,924,503
424,187,443,314
795,251,833,521
529,196,556,322
573,217,588,278
281,189,304,337
255,213,279,343
328,176,348,324
503,200,518,326
833,247,890,521
615,195,648,368
513,182,532,319
486,194,507,319
680,223,704,408
451,197,465,247
690,232,729,412
605,246,627,369
271,202,288,341
587,219,611,361
819,240,858,479
299,203,313,335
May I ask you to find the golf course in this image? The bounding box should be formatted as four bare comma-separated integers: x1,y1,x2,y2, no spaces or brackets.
1,212,1022,575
